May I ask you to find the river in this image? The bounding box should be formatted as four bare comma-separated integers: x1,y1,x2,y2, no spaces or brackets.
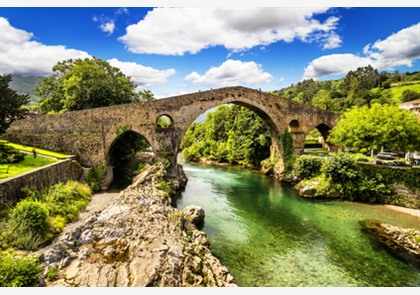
173,159,420,287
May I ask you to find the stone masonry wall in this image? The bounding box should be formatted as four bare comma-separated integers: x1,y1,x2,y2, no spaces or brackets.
0,158,82,204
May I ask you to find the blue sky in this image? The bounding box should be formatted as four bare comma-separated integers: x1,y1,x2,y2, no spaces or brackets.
0,2,419,98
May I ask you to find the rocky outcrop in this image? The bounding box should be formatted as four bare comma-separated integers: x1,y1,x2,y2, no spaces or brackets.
360,219,420,269
35,163,236,287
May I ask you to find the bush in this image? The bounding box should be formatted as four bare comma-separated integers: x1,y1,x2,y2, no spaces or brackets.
44,181,91,223
7,200,51,250
294,155,324,179
85,164,107,192
9,199,50,237
0,252,43,287
321,152,358,183
45,266,59,282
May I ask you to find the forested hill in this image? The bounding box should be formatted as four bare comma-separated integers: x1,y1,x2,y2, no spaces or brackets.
9,75,43,104
270,66,420,113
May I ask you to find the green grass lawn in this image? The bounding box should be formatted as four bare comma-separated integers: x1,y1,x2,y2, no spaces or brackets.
0,154,58,180
0,140,72,159
382,83,420,104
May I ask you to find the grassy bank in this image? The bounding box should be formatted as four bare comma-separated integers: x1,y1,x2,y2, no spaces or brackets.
0,154,57,180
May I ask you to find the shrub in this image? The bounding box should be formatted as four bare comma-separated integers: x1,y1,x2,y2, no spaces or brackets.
9,199,50,237
44,181,91,223
46,266,59,282
85,164,107,192
0,252,43,287
7,199,51,250
294,155,324,179
321,152,358,183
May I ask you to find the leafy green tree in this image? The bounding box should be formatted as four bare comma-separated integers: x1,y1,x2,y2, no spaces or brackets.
34,57,139,113
0,74,30,133
138,89,155,102
329,103,420,154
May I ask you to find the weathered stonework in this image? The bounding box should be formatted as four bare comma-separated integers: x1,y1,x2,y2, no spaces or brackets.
36,163,237,287
0,158,82,203
2,86,339,178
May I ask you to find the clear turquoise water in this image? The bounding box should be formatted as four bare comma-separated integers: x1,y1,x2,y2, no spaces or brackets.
173,160,420,287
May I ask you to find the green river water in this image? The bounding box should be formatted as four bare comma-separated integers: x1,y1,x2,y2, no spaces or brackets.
173,159,420,287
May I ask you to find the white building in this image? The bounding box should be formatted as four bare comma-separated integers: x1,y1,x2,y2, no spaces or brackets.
399,98,420,117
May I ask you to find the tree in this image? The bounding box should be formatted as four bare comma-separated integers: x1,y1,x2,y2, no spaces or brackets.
0,74,30,133
138,89,155,102
34,57,138,113
329,103,420,154
401,89,420,103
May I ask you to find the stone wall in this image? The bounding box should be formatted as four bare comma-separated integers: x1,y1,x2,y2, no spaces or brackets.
0,158,82,204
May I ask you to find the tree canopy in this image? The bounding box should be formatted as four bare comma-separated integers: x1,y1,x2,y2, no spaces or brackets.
328,103,420,153
181,105,271,169
0,74,30,133
34,57,139,113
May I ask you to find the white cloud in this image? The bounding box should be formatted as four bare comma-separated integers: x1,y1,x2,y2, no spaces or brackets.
322,33,342,49
366,22,420,69
303,54,372,80
100,20,115,35
119,7,340,55
0,17,90,76
107,58,176,86
184,59,272,86
303,22,420,80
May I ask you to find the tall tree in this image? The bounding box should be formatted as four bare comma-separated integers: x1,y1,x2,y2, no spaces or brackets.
0,74,30,133
329,103,420,154
34,57,139,113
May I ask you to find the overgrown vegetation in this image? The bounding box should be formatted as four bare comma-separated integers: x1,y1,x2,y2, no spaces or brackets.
0,181,91,286
0,251,43,287
85,163,107,192
181,104,271,170
0,180,91,251
292,152,419,205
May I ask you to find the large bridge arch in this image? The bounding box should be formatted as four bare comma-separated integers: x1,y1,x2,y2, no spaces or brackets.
2,86,340,180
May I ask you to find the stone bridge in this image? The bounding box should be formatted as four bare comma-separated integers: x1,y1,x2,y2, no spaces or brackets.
3,86,339,181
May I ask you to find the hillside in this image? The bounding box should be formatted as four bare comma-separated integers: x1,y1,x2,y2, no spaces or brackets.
9,75,43,104
270,67,420,113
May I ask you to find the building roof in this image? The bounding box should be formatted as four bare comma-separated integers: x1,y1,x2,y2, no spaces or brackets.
400,98,420,106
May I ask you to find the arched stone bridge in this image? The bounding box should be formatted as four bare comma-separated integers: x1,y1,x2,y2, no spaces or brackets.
3,86,339,179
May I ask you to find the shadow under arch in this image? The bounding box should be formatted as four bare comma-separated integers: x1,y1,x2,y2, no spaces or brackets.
107,129,154,190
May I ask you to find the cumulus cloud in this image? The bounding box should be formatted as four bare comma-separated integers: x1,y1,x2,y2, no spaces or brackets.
100,20,115,35
303,22,420,80
119,7,340,55
184,59,272,86
366,22,420,69
108,58,176,86
303,54,372,80
0,17,90,76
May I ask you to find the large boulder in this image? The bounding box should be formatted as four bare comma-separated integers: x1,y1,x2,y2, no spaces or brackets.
360,219,420,269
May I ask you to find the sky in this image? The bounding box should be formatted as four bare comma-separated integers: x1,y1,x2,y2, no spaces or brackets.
0,1,419,99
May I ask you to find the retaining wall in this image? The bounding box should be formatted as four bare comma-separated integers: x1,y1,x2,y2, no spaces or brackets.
0,158,82,204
